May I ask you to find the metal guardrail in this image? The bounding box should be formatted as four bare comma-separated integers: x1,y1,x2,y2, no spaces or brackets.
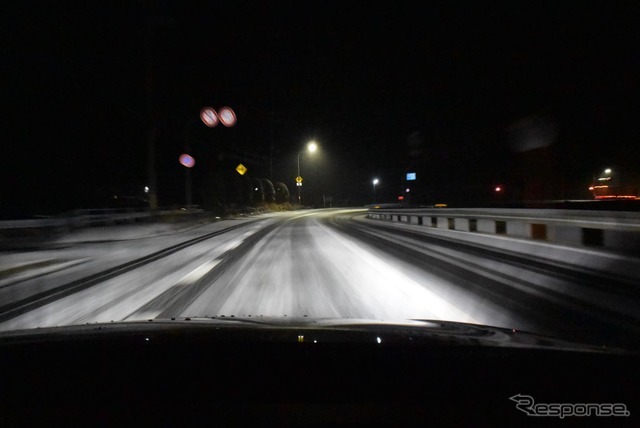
0,218,67,230
0,207,207,249
367,208,640,255
0,207,206,230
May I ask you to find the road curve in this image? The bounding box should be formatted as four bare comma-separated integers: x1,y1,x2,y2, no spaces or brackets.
1,209,638,349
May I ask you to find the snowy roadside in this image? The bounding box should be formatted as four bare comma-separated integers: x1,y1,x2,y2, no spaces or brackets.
0,210,280,283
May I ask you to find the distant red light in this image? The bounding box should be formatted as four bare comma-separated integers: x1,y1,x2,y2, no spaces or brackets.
398,196,404,201
595,195,638,200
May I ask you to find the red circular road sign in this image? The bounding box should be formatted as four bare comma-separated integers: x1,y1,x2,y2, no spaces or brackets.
218,106,237,127
179,154,195,168
200,107,219,128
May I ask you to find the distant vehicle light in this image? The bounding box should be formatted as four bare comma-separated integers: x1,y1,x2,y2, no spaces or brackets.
435,203,447,208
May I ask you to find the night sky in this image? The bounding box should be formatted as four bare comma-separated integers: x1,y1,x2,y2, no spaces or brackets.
2,1,639,218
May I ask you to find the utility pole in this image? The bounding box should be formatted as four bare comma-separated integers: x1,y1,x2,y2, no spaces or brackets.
144,4,158,211
143,2,173,211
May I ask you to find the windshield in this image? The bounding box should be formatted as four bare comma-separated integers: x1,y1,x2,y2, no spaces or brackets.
2,1,639,353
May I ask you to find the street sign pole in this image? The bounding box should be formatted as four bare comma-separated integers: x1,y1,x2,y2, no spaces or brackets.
295,176,303,205
297,152,301,205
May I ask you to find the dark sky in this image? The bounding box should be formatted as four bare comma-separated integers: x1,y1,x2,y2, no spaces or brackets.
2,1,639,217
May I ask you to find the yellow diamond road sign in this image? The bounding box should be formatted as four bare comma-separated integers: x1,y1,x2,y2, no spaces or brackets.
295,176,303,183
236,163,247,175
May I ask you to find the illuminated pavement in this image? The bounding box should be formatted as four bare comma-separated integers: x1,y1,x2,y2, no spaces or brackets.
1,209,638,348
174,210,493,324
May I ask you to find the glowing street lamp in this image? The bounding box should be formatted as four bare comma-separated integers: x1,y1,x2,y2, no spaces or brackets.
308,141,318,153
597,168,613,182
372,178,379,202
297,141,318,205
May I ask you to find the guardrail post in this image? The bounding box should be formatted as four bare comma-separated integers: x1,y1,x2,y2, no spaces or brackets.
506,221,528,238
530,224,547,240
582,228,604,247
436,217,448,229
454,218,475,232
366,208,640,256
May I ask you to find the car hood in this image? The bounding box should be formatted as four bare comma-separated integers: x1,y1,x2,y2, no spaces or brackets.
0,316,633,354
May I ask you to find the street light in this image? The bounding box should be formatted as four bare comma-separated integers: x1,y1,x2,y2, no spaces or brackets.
597,168,613,183
308,141,317,153
297,141,318,206
372,178,379,203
